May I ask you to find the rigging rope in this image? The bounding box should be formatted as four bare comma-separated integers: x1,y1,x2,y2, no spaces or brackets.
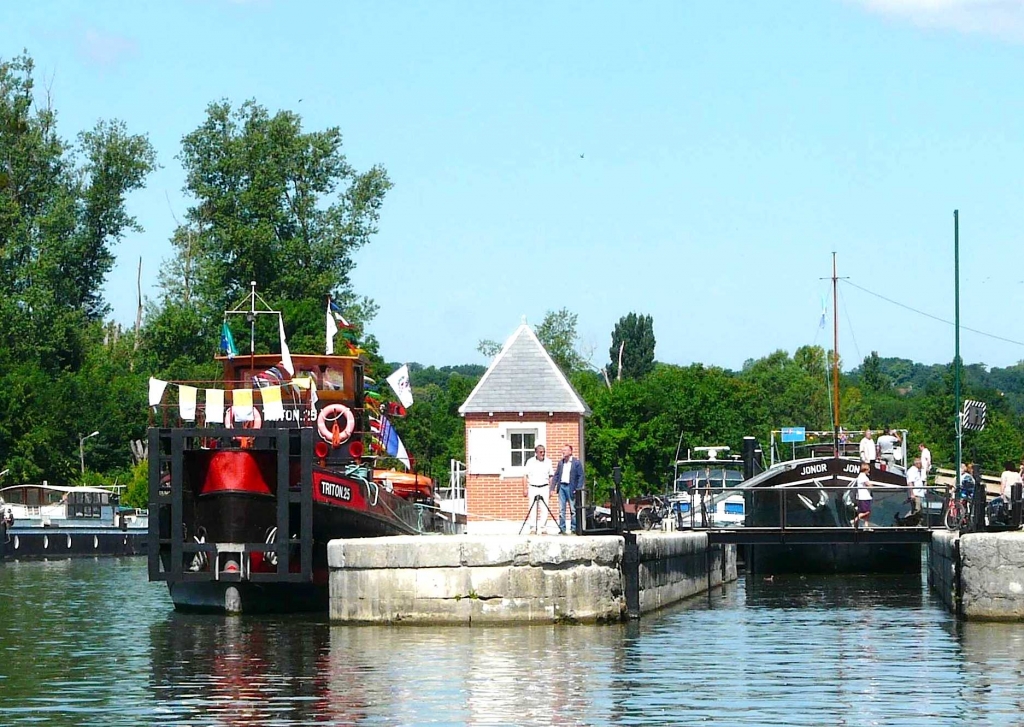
842,280,1024,347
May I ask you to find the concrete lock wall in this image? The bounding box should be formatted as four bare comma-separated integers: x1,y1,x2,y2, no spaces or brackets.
328,532,736,624
636,532,736,614
928,530,959,614
960,532,1024,621
929,531,1024,621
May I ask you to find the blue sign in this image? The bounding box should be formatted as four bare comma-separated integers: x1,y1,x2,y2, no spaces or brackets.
781,427,806,443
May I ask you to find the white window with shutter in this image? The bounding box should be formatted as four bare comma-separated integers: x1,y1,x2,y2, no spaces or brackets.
500,421,547,477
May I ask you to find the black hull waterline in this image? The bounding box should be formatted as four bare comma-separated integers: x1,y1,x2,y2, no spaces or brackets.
2,525,146,561
743,457,922,574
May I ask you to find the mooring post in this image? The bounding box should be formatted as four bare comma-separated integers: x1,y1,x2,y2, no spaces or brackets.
622,531,640,619
972,463,985,532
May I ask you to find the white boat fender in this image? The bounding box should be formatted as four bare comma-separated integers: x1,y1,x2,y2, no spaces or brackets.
317,403,355,446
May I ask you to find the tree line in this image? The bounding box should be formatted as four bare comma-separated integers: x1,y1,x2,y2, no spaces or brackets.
2,52,1021,509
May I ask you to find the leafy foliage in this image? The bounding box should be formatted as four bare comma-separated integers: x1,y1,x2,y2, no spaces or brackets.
609,312,656,380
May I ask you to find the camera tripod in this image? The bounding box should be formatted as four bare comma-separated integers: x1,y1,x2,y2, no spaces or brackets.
519,488,559,536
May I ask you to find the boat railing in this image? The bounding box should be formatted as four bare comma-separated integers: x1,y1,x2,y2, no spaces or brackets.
439,459,467,502
671,481,949,531
769,429,910,467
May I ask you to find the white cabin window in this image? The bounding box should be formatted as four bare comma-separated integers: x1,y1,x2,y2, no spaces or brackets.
508,430,537,468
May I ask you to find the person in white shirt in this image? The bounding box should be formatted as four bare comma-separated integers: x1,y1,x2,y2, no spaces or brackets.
851,462,873,529
522,444,555,534
877,429,900,468
919,444,932,487
999,461,1022,503
859,431,877,464
906,457,924,513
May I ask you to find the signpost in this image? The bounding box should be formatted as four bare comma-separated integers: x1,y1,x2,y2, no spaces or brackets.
781,427,806,443
961,399,987,432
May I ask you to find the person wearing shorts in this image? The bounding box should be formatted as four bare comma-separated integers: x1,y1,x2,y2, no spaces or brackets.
852,462,873,529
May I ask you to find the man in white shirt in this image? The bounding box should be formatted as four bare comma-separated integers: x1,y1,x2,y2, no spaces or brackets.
522,444,555,534
919,444,932,484
877,429,900,468
859,431,876,464
906,457,924,513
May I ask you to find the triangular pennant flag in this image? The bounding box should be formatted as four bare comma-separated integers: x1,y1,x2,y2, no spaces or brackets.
221,322,238,359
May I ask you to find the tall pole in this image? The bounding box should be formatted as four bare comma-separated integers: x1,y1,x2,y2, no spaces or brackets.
954,211,962,489
80,436,85,476
832,252,841,456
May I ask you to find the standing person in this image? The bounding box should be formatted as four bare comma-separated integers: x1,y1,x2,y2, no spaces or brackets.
959,463,975,501
851,462,873,529
999,461,1022,503
522,444,554,535
877,428,900,468
859,430,877,465
919,444,932,485
552,444,584,535
906,457,924,514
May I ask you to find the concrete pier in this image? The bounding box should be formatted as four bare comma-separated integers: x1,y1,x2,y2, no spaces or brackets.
328,532,736,624
929,530,1024,621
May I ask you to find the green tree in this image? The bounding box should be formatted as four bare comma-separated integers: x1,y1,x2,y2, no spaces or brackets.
148,99,391,369
536,308,587,374
0,53,156,480
609,312,656,380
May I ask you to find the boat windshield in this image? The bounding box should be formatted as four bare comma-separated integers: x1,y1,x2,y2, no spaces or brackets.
674,468,744,493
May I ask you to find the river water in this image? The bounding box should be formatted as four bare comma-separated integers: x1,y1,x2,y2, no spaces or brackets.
2,556,1024,726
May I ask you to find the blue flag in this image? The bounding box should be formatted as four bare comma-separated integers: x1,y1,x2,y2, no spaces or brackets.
221,321,238,359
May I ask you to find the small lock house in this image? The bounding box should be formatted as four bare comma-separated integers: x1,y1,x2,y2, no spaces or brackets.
458,323,591,534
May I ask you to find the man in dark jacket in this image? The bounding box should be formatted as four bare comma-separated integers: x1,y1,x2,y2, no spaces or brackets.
552,444,584,534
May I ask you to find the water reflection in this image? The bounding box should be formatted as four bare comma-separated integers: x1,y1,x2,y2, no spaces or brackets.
7,558,1024,725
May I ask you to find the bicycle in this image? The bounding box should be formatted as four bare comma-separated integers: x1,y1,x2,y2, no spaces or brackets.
637,495,670,531
944,489,973,531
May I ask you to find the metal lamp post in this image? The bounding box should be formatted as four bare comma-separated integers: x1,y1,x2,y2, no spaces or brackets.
79,431,99,475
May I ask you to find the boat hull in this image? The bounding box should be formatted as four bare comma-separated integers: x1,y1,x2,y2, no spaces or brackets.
2,526,146,560
743,457,921,574
168,580,327,614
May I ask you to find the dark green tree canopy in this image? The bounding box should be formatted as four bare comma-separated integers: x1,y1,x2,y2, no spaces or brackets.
609,312,656,380
147,100,392,374
0,54,156,370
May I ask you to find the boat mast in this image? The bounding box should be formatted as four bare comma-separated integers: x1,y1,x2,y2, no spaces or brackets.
832,253,841,457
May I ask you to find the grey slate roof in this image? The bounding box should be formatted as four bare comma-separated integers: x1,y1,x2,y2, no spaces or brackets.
459,324,591,415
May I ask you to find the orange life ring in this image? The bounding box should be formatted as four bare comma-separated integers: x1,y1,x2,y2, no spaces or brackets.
224,406,263,429
317,403,355,446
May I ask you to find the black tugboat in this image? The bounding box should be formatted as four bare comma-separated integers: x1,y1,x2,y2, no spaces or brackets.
148,289,450,613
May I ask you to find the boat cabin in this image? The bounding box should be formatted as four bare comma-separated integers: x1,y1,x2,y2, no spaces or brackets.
0,484,116,525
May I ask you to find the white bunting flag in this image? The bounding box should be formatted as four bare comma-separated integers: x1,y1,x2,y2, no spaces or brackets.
148,378,169,408
178,385,198,422
205,389,224,426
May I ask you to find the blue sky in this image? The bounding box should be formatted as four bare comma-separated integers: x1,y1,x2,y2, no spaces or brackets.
4,0,1024,372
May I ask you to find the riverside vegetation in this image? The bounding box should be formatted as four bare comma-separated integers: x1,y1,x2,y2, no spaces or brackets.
2,53,1022,509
